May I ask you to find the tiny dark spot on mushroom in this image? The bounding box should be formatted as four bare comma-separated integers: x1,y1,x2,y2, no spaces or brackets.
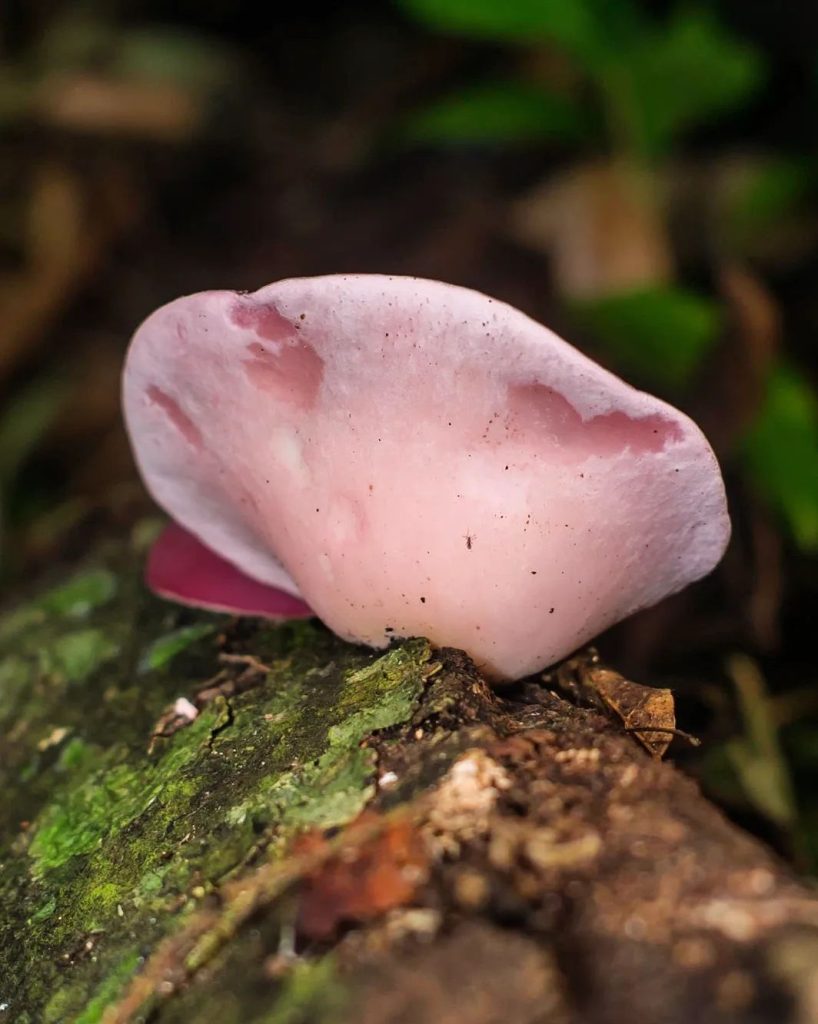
420,596,426,603
549,608,555,614
531,571,537,575
300,313,306,320
385,626,394,633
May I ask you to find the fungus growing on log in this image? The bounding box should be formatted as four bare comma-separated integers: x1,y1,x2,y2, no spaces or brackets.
123,274,730,679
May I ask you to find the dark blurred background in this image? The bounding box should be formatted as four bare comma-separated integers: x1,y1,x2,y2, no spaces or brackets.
2,0,818,868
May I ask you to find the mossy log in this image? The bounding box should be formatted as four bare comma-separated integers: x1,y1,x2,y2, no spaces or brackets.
2,535,818,1024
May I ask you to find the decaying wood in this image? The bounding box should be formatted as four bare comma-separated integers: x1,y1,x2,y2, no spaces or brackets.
1,544,817,1024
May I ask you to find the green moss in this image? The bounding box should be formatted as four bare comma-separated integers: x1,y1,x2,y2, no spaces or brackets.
42,951,141,1024
0,569,116,645
73,952,143,1024
329,643,431,746
0,654,32,710
27,894,56,924
39,628,120,683
0,549,434,1023
42,981,86,1024
38,570,118,619
264,957,347,1024
57,736,96,772
221,640,430,834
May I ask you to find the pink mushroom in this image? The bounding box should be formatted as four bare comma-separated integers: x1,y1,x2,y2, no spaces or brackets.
123,274,730,679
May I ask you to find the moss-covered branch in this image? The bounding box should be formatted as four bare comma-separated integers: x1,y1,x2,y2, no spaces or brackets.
1,536,817,1023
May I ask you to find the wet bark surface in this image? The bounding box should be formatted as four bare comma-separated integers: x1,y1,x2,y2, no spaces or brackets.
1,533,817,1024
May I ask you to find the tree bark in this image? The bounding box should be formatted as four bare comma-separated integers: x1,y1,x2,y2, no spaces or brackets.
1,538,817,1024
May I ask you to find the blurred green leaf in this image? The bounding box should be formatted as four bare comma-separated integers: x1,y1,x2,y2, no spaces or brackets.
0,70,34,126
404,81,588,145
34,13,115,71
0,377,66,487
607,8,764,158
571,286,721,390
39,569,117,619
743,363,818,551
784,723,818,770
700,656,800,837
33,14,235,92
723,156,815,254
725,654,797,829
398,2,762,157
397,0,603,54
139,623,216,674
113,28,236,91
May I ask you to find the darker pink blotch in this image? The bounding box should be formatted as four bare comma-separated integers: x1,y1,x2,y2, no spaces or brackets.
146,522,313,620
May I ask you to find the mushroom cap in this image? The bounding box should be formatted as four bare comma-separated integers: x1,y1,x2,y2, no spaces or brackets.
123,274,730,679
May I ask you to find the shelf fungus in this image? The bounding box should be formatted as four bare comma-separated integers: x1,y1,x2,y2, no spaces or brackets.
123,275,730,679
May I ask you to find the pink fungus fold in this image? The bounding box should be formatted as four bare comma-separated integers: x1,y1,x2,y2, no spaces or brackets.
147,522,313,620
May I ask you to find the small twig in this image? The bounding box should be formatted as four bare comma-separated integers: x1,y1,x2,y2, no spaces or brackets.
218,653,273,674
623,726,701,747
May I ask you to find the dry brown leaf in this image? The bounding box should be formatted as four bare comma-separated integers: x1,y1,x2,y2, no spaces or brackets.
508,158,673,298
0,162,141,383
296,812,429,941
36,73,201,140
586,666,677,759
551,652,678,758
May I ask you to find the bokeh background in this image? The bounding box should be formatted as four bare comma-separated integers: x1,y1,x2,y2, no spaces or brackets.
2,0,818,868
